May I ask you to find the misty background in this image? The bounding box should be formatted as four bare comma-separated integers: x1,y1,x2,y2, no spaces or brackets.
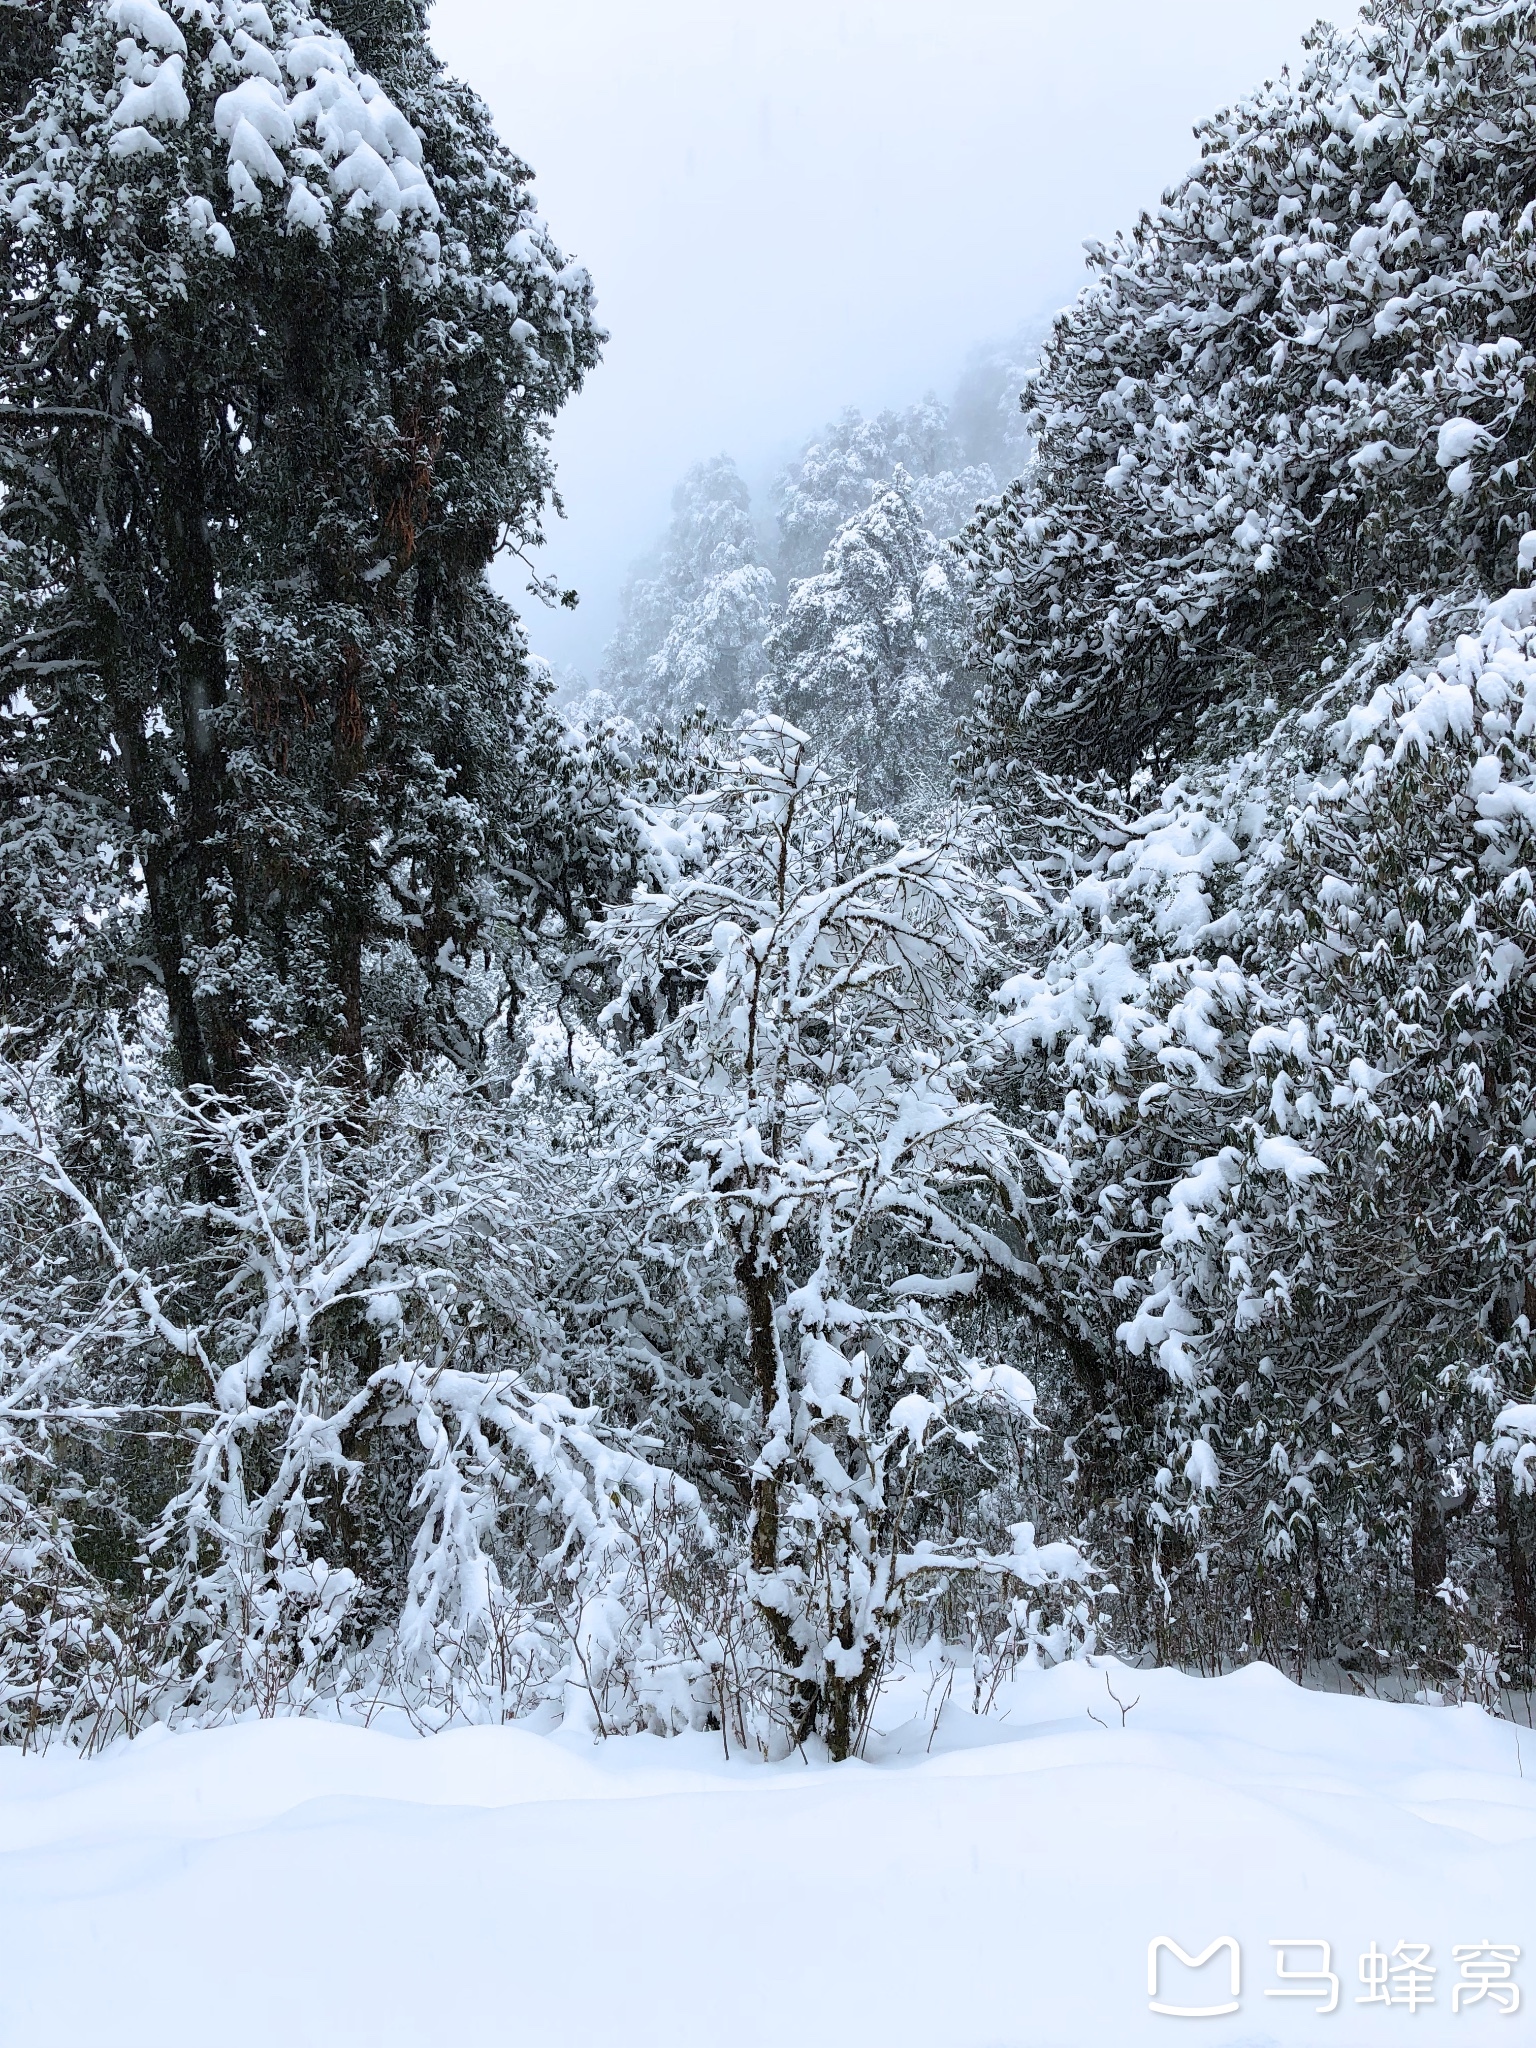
431,0,1345,679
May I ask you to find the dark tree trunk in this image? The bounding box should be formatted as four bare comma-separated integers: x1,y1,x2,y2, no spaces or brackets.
737,1233,818,1741
1495,1469,1535,1678
737,1240,782,1580
330,643,370,1097
1411,1485,1448,1612
123,732,211,1093
143,358,247,1096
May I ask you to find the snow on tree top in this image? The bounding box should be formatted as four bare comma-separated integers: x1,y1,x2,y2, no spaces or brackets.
10,0,445,260
107,0,187,55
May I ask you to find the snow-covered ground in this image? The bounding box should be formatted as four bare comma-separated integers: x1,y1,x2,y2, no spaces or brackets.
2,1659,1532,2047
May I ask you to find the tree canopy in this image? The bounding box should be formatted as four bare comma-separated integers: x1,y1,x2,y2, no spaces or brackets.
959,0,1536,781
1,0,611,1095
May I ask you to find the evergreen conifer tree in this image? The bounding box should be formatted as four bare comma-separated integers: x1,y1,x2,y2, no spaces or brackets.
1,0,608,1094
776,399,994,585
765,472,971,819
959,0,1536,783
601,454,776,725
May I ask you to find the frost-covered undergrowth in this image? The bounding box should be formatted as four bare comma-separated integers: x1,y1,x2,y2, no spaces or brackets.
0,1657,1530,2048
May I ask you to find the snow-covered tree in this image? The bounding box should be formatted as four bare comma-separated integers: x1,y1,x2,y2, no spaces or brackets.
776,398,995,584
0,0,609,1097
987,579,1536,1676
1,0,62,120
959,0,1536,784
601,456,777,724
316,0,424,72
602,394,1005,749
598,719,1085,1756
764,471,973,820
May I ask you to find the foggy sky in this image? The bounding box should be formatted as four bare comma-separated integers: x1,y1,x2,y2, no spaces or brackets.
430,0,1348,680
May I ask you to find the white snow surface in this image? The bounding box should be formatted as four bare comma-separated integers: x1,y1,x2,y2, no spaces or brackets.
2,1658,1532,2046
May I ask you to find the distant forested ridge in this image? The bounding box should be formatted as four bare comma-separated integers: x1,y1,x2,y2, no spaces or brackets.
592,361,1033,818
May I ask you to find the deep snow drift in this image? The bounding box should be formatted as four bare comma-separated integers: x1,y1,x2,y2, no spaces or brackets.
1,1659,1531,2047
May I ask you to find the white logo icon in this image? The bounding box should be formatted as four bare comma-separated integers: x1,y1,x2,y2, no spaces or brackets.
1147,1936,1242,2018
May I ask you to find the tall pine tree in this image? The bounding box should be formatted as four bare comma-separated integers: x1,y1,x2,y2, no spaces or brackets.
766,472,971,819
1,0,609,1093
601,454,776,725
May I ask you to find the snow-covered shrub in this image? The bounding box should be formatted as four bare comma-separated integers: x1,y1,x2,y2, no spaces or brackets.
0,1470,162,1752
988,583,1536,1675
0,1047,709,1742
597,718,1087,1756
